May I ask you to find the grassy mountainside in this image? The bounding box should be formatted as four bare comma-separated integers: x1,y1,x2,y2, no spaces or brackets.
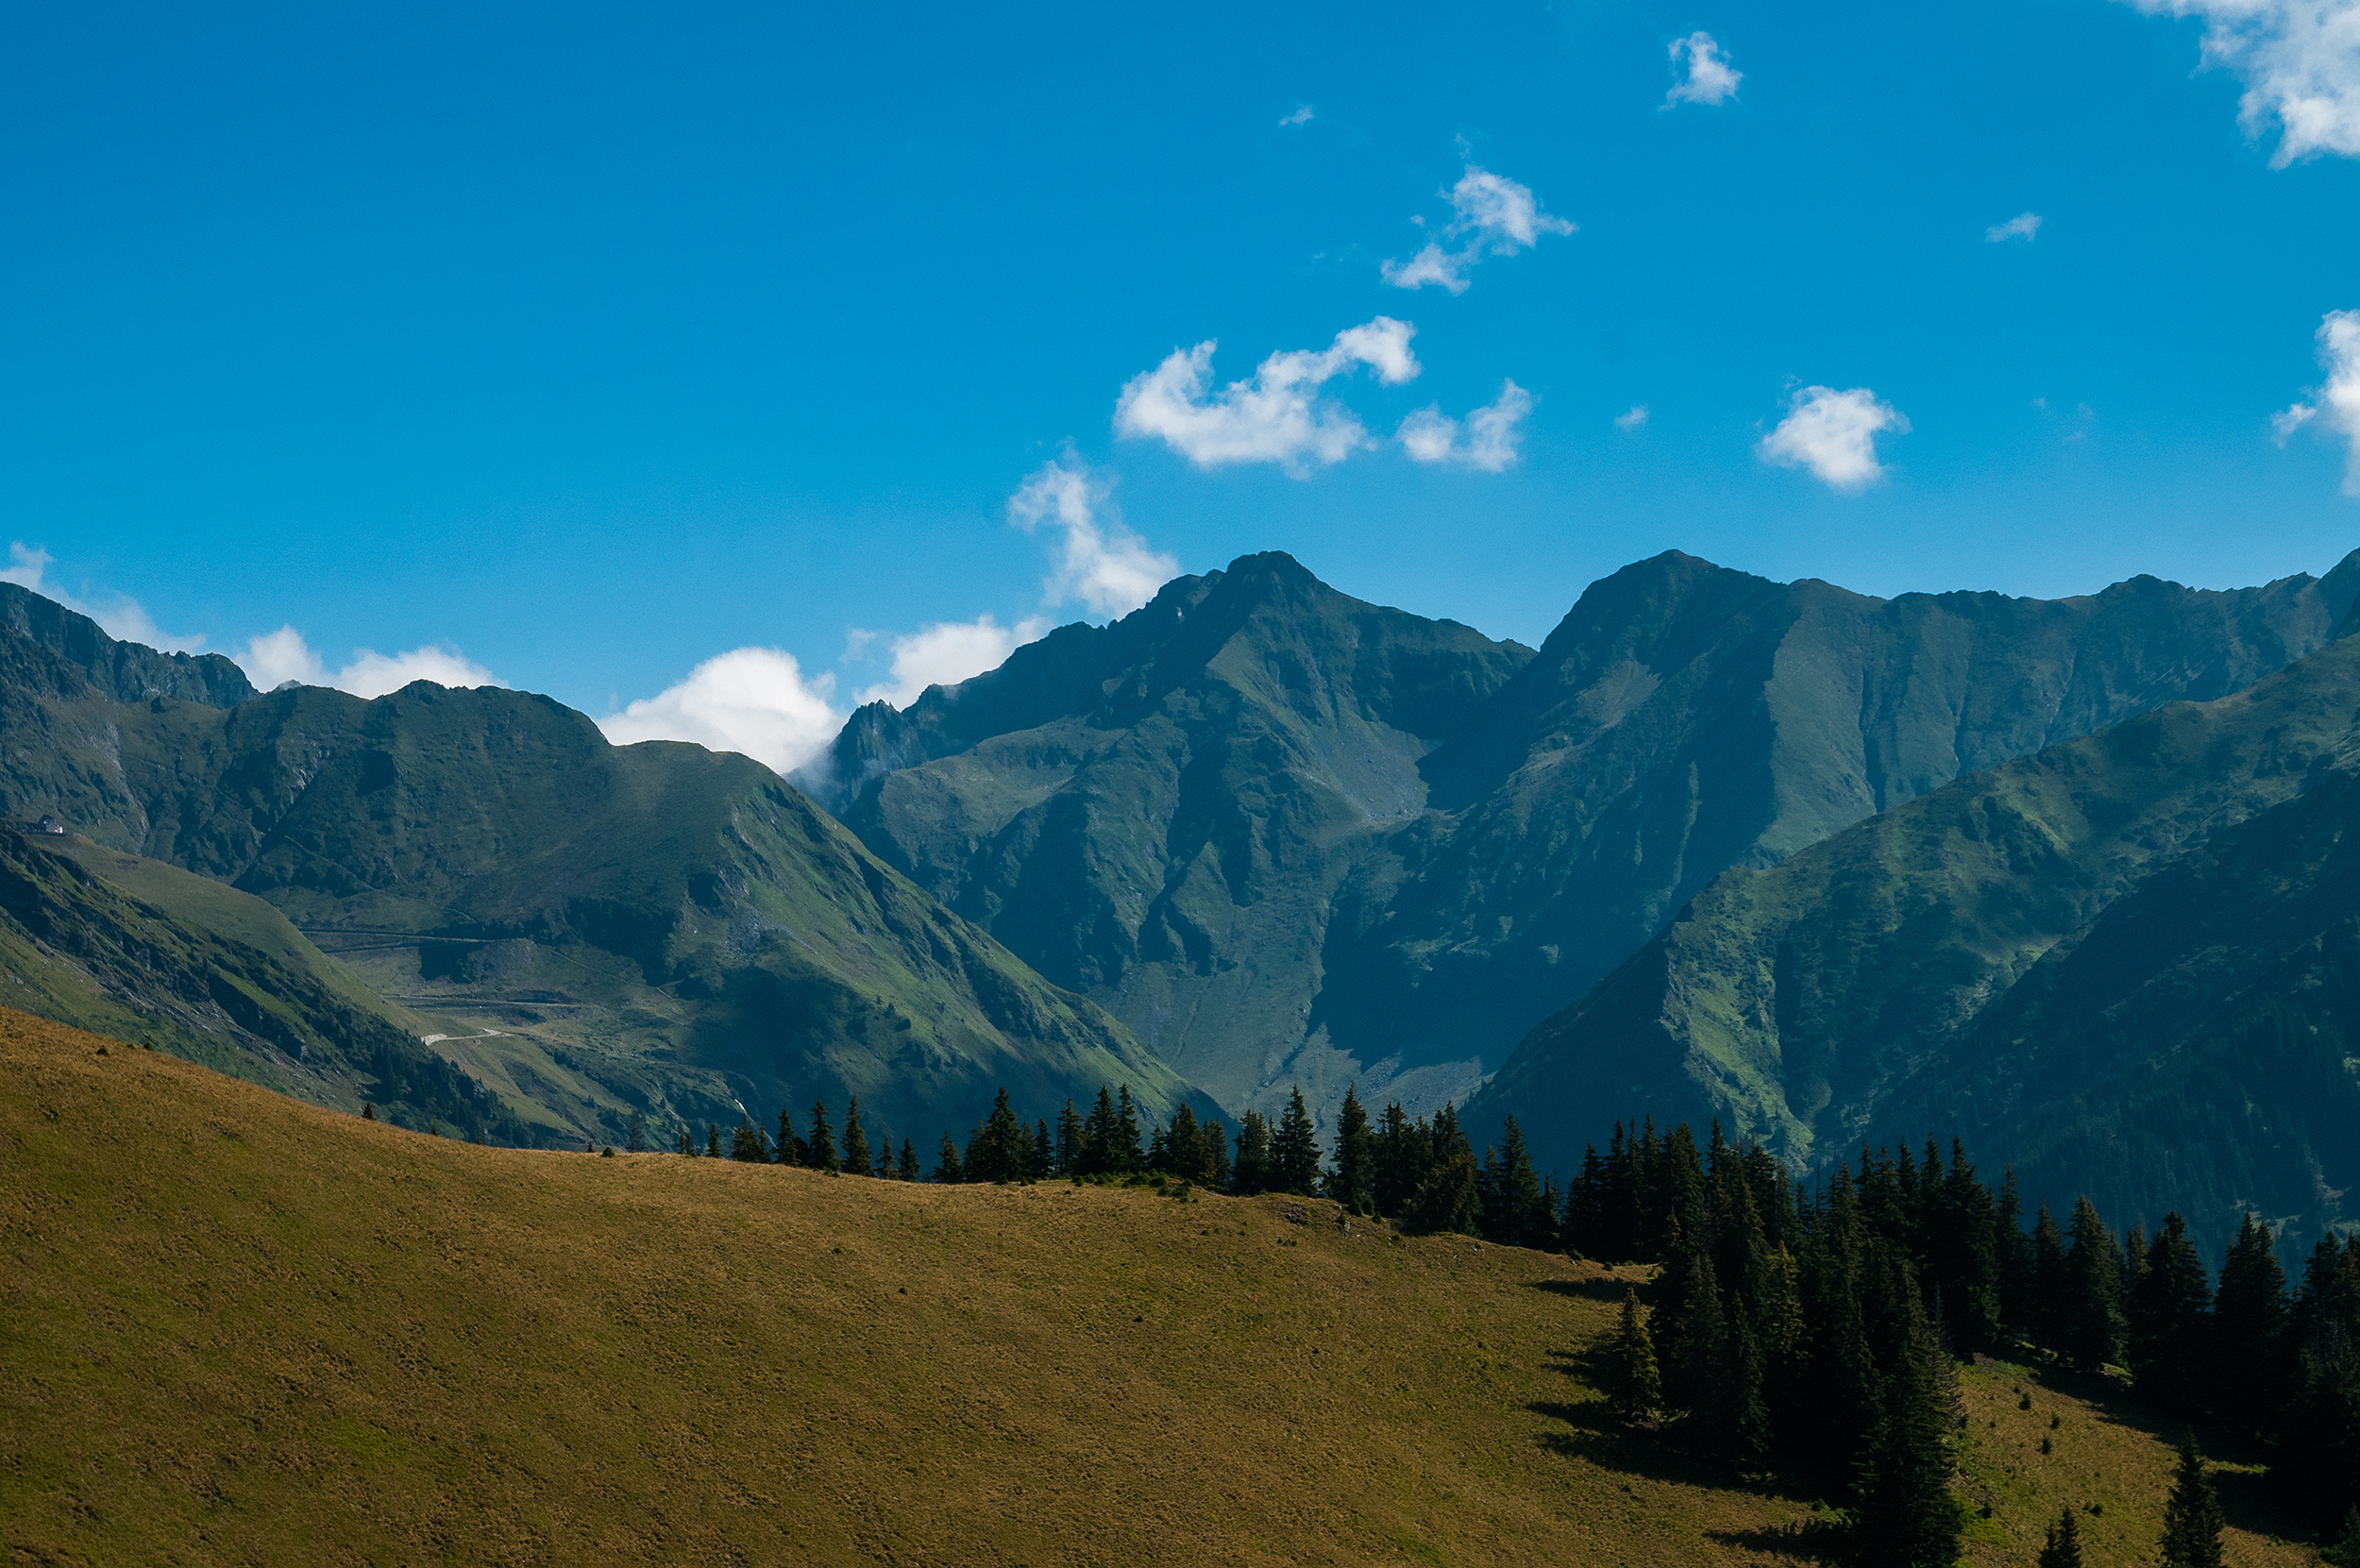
0,598,1208,1148
1474,621,2360,1256
815,548,2359,1132
0,1010,2316,1565
0,831,533,1141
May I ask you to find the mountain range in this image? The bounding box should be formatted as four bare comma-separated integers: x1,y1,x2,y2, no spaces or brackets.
3,546,2356,1252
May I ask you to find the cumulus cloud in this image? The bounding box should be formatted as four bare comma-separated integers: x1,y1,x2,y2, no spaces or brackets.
2123,0,2360,164
1758,385,1911,492
598,648,843,775
0,544,205,652
1985,211,2044,242
2275,309,2360,492
1614,404,1650,431
232,625,502,699
1278,104,1315,126
1666,32,1743,107
1113,317,1421,474
1380,164,1576,295
855,614,1052,709
1009,459,1181,615
1397,380,1535,471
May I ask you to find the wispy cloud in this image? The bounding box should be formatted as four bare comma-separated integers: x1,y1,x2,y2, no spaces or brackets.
1278,104,1315,127
233,624,502,699
1380,164,1576,295
1114,317,1421,474
1758,385,1910,492
855,614,1051,709
1009,459,1180,615
1665,32,1743,107
1614,404,1650,432
2275,309,2360,493
1397,380,1534,471
1985,211,2044,243
598,647,843,775
0,544,206,652
2122,0,2360,164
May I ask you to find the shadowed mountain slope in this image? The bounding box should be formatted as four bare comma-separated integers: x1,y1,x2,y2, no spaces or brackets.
0,599,1207,1147
1471,621,2360,1256
817,547,2360,1128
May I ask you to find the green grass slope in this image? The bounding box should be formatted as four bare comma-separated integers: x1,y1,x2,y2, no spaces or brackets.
1475,619,2360,1254
0,1010,2317,1566
0,595,1208,1149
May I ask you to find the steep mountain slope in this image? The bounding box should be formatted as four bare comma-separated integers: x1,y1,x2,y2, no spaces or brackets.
817,551,1534,1114
0,598,1207,1147
0,829,533,1140
818,547,2360,1126
1472,622,2360,1253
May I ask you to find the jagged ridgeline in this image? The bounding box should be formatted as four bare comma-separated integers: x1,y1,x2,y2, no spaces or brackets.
805,548,2360,1130
0,583,1209,1146
1472,607,2360,1258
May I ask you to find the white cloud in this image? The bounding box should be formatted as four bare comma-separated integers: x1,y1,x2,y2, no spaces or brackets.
598,647,844,775
1397,380,1535,472
1278,104,1315,126
1985,211,2044,242
1758,385,1910,492
855,614,1052,709
1009,459,1181,615
1379,164,1576,295
0,543,206,652
2276,308,2360,492
232,625,501,699
1665,32,1744,107
1614,404,1650,431
1113,317,1422,474
2124,0,2360,164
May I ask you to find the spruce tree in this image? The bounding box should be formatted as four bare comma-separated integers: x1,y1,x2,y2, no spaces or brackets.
1403,1138,1481,1237
965,1087,1028,1182
2159,1434,2226,1568
804,1102,837,1172
1081,1086,1118,1176
1373,1103,1425,1218
1605,1287,1661,1424
1027,1118,1054,1181
731,1121,766,1162
933,1132,964,1183
2128,1211,2212,1413
776,1107,804,1166
1566,1142,1608,1260
841,1097,873,1177
1273,1087,1321,1195
706,1123,721,1159
2209,1211,2289,1435
626,1111,648,1154
1327,1084,1374,1214
2036,1507,2083,1568
1485,1116,1549,1249
1113,1086,1144,1172
1231,1109,1273,1196
2063,1196,2125,1369
2031,1203,2068,1350
362,1102,375,1121
898,1137,920,1182
873,1139,893,1179
1054,1098,1086,1177
1205,1115,1232,1191
1851,1275,1964,1568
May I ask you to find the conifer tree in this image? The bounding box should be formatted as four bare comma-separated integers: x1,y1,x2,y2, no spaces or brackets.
1372,1103,1425,1218
1231,1109,1273,1196
2128,1212,2212,1413
1081,1086,1119,1176
1852,1273,1964,1568
1205,1115,1233,1191
2036,1507,2083,1568
1566,1142,1609,1259
2063,1196,2125,1369
841,1097,873,1177
362,1102,376,1121
933,1132,963,1183
776,1107,804,1166
626,1111,648,1154
1273,1087,1321,1195
1403,1136,1480,1237
1932,1139,2001,1355
677,1125,693,1155
1027,1118,1054,1181
1113,1086,1144,1172
804,1102,837,1172
873,1140,894,1179
706,1123,721,1159
1054,1098,1086,1176
2031,1203,2068,1349
2327,1507,2360,1568
1605,1287,1661,1424
1485,1116,1550,1249
731,1121,766,1162
1327,1084,1374,1215
898,1137,919,1182
966,1087,1028,1182
2274,1236,2360,1529
1997,1166,2035,1340
2159,1434,2226,1568
2209,1211,2288,1435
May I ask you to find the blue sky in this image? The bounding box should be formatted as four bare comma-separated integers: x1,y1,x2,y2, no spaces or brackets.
2,0,2356,772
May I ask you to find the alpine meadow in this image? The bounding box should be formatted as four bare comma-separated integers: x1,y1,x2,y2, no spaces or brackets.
8,1,2360,1563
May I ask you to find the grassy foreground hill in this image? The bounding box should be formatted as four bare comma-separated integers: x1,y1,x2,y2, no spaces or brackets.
0,1009,2318,1565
